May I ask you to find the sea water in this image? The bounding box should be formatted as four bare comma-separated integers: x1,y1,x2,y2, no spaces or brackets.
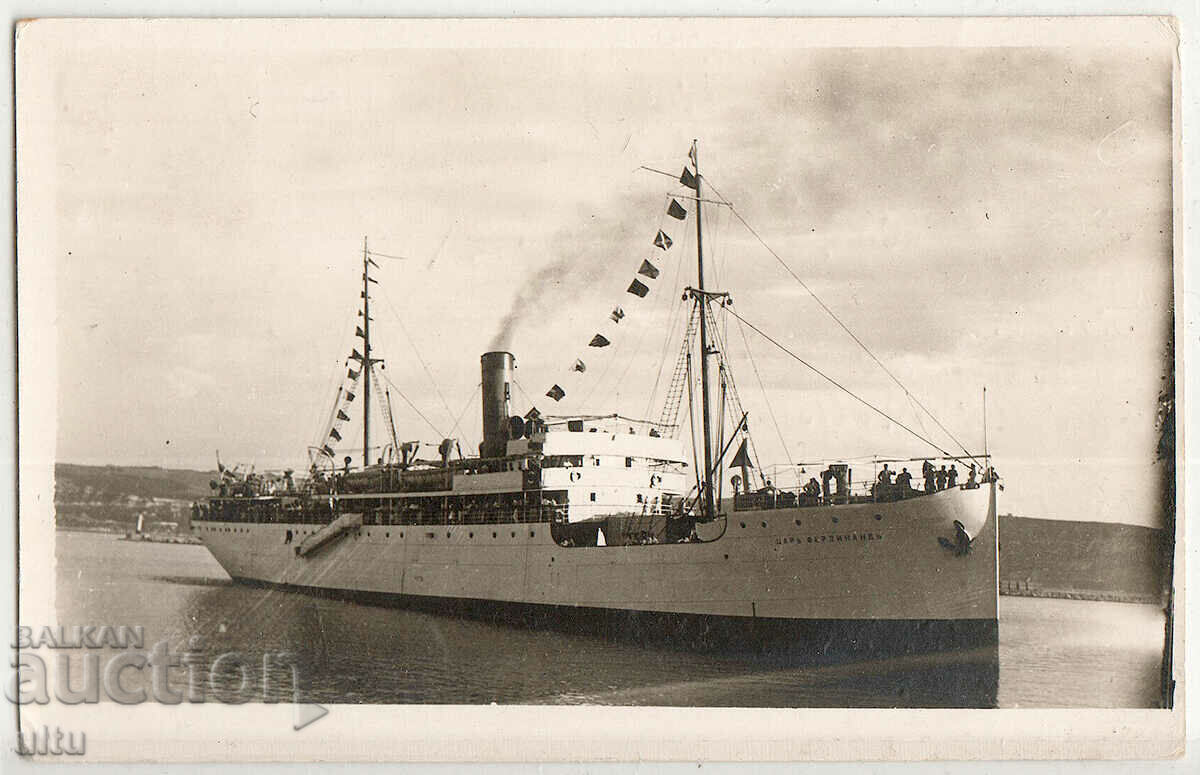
52,530,1167,708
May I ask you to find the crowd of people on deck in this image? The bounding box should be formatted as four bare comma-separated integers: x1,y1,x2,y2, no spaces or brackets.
771,457,997,507
869,460,997,502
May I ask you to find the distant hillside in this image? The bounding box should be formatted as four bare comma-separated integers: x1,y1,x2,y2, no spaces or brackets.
55,463,216,532
998,515,1167,604
55,463,215,502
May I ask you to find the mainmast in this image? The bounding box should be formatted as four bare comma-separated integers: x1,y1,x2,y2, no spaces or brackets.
361,236,372,469
693,140,716,519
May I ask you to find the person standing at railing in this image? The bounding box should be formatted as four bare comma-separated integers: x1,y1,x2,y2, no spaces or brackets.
948,464,959,488
922,460,935,494
935,465,948,491
896,467,913,497
820,466,834,502
967,464,978,488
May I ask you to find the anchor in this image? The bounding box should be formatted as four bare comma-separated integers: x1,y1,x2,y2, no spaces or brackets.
937,519,973,556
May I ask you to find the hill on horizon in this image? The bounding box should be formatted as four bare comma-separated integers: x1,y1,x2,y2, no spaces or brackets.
55,462,216,502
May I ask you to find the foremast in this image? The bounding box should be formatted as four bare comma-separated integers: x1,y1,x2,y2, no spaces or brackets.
691,141,717,520
361,237,373,468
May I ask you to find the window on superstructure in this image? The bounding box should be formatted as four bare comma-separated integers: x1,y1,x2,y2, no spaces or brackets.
544,455,583,468
625,457,633,468
589,492,596,502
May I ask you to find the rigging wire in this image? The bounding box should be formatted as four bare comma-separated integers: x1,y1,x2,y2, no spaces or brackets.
609,222,689,409
906,392,932,440
700,176,978,464
376,366,446,440
701,300,765,478
731,307,795,470
685,350,703,503
370,366,402,457
576,341,620,410
307,300,360,455
378,285,460,432
723,305,954,457
447,382,482,451
576,192,679,411
608,302,665,408
644,295,689,422
643,214,693,418
512,378,537,412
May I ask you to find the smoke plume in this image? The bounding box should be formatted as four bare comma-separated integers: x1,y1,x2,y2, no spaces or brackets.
487,206,645,351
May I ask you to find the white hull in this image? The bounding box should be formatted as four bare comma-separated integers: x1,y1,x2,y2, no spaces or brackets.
194,484,997,623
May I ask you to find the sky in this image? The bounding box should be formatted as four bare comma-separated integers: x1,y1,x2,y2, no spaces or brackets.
28,21,1174,526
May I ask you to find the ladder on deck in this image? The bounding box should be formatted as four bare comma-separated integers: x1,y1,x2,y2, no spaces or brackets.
658,306,699,438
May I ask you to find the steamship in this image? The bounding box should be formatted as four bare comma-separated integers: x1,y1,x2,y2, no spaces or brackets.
192,144,1000,706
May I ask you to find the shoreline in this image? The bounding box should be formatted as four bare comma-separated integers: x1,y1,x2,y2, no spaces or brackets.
998,587,1163,606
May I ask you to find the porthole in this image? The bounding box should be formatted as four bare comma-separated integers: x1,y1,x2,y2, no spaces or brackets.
511,531,517,538
529,531,535,538
446,531,451,538
761,521,767,528
386,532,390,538
874,514,883,521
794,519,802,526
469,532,474,539
724,554,729,560
400,532,405,538
493,532,498,538
739,522,746,529
832,517,839,524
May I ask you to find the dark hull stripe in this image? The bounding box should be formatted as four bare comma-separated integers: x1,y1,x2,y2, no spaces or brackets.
230,576,999,707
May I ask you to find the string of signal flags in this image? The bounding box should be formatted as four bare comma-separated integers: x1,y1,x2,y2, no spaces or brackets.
543,148,699,405
317,254,382,459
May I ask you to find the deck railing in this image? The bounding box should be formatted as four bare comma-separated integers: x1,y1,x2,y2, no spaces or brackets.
732,456,994,511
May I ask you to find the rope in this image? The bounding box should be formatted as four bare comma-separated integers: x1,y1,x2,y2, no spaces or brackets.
701,301,765,479
732,308,794,470
644,296,689,421
308,303,359,454
724,306,953,457
702,176,978,464
379,286,459,432
370,365,401,456
377,367,445,439
447,382,481,451
576,188,682,410
512,378,537,410
643,212,693,419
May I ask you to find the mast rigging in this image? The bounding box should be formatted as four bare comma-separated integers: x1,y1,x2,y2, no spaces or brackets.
693,140,717,520
362,236,372,468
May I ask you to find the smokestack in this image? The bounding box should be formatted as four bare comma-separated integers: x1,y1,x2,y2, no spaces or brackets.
480,351,514,458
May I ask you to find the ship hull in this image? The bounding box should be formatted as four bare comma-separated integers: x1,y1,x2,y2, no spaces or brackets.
194,484,999,705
